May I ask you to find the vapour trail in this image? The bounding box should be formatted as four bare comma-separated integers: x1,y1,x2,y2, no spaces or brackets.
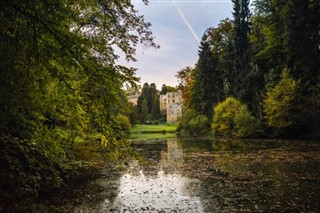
172,0,200,43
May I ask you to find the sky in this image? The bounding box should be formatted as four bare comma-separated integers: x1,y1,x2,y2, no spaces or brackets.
118,0,233,89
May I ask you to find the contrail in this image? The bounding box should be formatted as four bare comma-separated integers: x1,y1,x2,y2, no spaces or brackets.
172,0,200,43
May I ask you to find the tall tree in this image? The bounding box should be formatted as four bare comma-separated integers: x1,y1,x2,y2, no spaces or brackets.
151,92,161,119
231,0,252,103
190,29,221,122
253,0,320,134
209,19,233,99
284,0,320,133
176,66,193,90
141,98,149,123
149,83,157,113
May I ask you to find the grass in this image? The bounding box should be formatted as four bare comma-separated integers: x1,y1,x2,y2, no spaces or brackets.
54,124,178,142
130,124,177,141
131,124,177,134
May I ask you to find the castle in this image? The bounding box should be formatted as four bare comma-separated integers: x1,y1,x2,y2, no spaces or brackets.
160,90,183,123
128,94,139,106
128,90,183,123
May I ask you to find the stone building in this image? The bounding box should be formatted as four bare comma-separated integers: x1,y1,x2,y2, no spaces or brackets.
160,90,183,123
128,94,139,106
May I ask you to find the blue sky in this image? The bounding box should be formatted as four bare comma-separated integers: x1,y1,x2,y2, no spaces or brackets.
119,0,233,89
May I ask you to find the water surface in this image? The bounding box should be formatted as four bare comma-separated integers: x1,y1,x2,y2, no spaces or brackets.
75,138,320,212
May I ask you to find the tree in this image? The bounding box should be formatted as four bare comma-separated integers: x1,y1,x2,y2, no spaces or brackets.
177,109,209,137
190,29,221,122
141,98,149,123
0,0,157,138
209,19,233,100
149,83,157,113
137,82,161,121
176,66,193,90
231,0,251,103
263,69,299,129
285,0,320,134
160,84,177,95
151,92,161,120
253,0,320,135
0,0,158,210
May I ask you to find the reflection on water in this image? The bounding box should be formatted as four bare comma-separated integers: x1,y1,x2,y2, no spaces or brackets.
75,138,320,212
103,139,203,212
161,139,184,161
108,171,203,212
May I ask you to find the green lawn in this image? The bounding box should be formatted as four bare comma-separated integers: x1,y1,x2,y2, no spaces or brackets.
131,124,177,134
130,124,177,141
54,124,177,143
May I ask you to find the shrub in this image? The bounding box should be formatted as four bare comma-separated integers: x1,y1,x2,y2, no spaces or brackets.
212,97,260,137
212,97,241,136
0,135,71,211
263,69,299,128
234,105,260,137
115,114,132,136
177,109,210,137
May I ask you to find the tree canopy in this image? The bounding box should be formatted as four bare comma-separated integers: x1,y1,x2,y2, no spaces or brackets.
177,0,320,138
0,0,158,210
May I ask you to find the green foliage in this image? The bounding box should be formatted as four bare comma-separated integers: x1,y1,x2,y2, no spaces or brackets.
234,105,261,137
231,0,252,103
189,29,222,121
115,114,132,136
0,0,158,210
151,93,161,120
0,135,71,211
175,66,193,90
212,97,260,137
212,97,241,136
177,109,210,137
263,69,299,128
177,0,320,138
160,84,177,95
141,98,149,123
127,103,139,125
137,83,162,122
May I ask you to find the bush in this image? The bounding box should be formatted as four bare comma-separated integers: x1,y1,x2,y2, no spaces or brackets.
0,135,71,211
177,109,210,137
263,69,299,128
212,97,260,137
115,114,132,136
234,105,261,137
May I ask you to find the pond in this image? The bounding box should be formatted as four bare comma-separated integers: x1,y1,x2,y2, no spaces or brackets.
74,138,320,212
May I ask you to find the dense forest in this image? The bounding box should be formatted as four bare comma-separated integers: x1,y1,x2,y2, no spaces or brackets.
0,0,157,211
177,0,320,138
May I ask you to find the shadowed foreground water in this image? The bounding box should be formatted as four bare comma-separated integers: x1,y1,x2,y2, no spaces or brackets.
74,138,320,212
